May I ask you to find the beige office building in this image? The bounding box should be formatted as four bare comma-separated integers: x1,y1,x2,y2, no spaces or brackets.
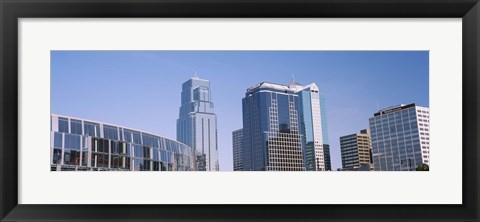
340,129,372,170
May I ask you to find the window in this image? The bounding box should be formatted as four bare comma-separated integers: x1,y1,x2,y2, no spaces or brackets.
133,159,148,171
124,129,141,144
64,134,81,150
53,132,63,148
58,117,69,133
134,145,143,158
52,148,62,164
70,119,82,135
152,161,160,171
143,146,151,159
64,150,81,165
92,138,109,153
103,125,118,140
84,121,100,137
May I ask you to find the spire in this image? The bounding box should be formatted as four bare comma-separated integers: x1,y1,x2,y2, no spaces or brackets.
193,72,199,79
288,73,301,88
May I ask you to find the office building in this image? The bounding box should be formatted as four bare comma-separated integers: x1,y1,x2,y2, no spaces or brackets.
50,114,196,171
241,80,331,171
340,129,372,170
242,82,305,171
320,94,332,171
232,129,243,171
177,76,220,171
291,81,326,171
369,103,430,171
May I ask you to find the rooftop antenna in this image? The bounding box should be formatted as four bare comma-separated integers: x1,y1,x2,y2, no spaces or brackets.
193,72,198,78
291,73,296,83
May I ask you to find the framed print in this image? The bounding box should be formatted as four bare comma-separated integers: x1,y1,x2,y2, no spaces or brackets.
1,0,479,221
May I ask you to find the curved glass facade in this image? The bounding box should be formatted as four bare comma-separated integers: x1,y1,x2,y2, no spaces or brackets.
50,114,196,171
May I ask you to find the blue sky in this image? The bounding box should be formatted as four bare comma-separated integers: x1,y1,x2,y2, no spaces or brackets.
51,51,429,171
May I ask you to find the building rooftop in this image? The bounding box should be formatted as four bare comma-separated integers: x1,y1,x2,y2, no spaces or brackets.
374,103,416,116
246,81,319,94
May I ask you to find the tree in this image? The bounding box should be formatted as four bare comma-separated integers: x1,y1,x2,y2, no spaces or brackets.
416,163,429,171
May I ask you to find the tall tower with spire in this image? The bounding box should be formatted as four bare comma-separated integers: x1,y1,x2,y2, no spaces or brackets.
176,75,219,171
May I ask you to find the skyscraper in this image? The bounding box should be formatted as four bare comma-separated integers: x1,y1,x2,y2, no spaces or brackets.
340,129,372,170
369,103,430,171
320,95,332,171
241,80,330,171
177,76,219,171
291,81,326,171
232,129,243,171
242,82,305,171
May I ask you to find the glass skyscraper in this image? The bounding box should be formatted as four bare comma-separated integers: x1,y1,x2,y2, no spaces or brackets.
369,103,430,171
242,82,305,171
176,76,219,171
291,81,327,171
320,94,332,171
241,80,330,171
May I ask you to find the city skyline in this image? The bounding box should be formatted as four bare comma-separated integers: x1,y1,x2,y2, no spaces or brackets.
51,50,429,171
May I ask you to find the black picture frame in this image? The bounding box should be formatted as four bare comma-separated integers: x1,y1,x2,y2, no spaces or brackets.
1,0,479,221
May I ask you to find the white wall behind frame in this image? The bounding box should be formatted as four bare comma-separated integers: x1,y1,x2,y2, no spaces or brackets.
19,18,461,204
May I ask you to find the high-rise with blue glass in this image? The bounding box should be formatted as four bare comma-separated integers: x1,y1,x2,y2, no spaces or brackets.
242,82,305,171
320,95,332,171
177,76,219,171
290,81,327,171
241,80,330,171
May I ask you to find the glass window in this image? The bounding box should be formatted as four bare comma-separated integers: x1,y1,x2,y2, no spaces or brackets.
113,141,122,154
70,119,82,135
92,153,109,168
65,134,81,150
82,151,88,166
142,134,159,148
160,150,166,162
92,138,109,153
54,132,63,148
132,132,141,144
64,150,81,165
103,125,118,140
152,149,159,161
134,145,143,158
123,129,141,144
125,143,131,156
101,140,109,153
143,147,151,159
58,117,69,133
133,159,146,171
152,161,160,171
84,121,100,137
111,155,129,170
52,148,62,164
123,130,132,143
